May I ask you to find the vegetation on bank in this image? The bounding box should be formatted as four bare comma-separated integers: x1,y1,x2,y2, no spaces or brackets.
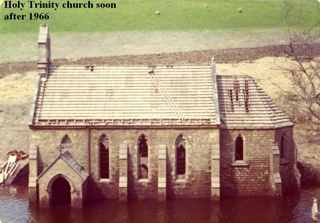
1,0,319,33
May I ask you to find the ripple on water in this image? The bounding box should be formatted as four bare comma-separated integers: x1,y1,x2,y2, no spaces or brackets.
0,184,320,223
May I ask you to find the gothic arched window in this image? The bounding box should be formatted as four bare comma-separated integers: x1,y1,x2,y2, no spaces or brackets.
99,134,109,179
60,134,72,148
176,134,186,177
235,134,244,161
138,134,148,179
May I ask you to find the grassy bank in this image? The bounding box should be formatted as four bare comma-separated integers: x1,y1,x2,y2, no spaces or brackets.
0,29,291,62
1,0,319,33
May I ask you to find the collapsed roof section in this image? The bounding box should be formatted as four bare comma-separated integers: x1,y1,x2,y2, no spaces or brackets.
216,75,293,129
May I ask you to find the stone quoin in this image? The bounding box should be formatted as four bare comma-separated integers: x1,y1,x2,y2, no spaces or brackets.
28,24,301,208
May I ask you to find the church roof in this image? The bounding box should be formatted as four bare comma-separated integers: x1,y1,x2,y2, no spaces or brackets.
30,65,293,129
31,65,217,126
216,75,293,129
30,24,293,129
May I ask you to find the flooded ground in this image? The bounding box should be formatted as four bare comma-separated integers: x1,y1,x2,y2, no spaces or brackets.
0,179,318,223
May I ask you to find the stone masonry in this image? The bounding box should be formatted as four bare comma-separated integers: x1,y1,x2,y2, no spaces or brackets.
29,128,220,203
28,24,301,208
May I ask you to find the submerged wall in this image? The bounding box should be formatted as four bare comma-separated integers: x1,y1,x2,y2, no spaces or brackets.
29,126,220,203
28,125,300,205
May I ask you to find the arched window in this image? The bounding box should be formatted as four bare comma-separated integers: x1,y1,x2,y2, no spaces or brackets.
235,134,244,161
176,134,186,177
61,134,72,148
138,134,148,179
99,134,109,179
280,134,287,159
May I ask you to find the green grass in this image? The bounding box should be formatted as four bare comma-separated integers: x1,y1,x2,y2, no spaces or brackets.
0,0,319,33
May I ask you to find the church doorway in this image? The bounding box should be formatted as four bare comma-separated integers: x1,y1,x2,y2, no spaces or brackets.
51,177,71,206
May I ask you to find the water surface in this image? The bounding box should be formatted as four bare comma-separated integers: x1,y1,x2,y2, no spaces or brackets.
0,180,318,223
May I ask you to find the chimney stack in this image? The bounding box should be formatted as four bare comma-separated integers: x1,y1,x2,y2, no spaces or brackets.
37,24,51,78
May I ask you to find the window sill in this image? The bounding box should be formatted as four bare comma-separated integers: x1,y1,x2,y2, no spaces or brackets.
280,158,290,165
138,179,150,183
231,161,249,167
99,179,111,183
175,179,187,183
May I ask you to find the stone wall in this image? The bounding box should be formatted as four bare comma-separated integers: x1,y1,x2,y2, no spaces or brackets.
30,127,219,201
30,125,299,202
90,128,219,200
220,129,275,196
29,129,89,175
166,130,219,199
37,158,87,208
275,127,301,194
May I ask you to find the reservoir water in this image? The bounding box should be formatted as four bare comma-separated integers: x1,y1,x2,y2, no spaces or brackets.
0,180,319,223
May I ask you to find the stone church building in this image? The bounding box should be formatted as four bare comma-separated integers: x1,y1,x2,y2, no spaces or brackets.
28,25,301,208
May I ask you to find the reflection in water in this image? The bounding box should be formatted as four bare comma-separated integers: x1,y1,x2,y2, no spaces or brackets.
0,180,318,223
